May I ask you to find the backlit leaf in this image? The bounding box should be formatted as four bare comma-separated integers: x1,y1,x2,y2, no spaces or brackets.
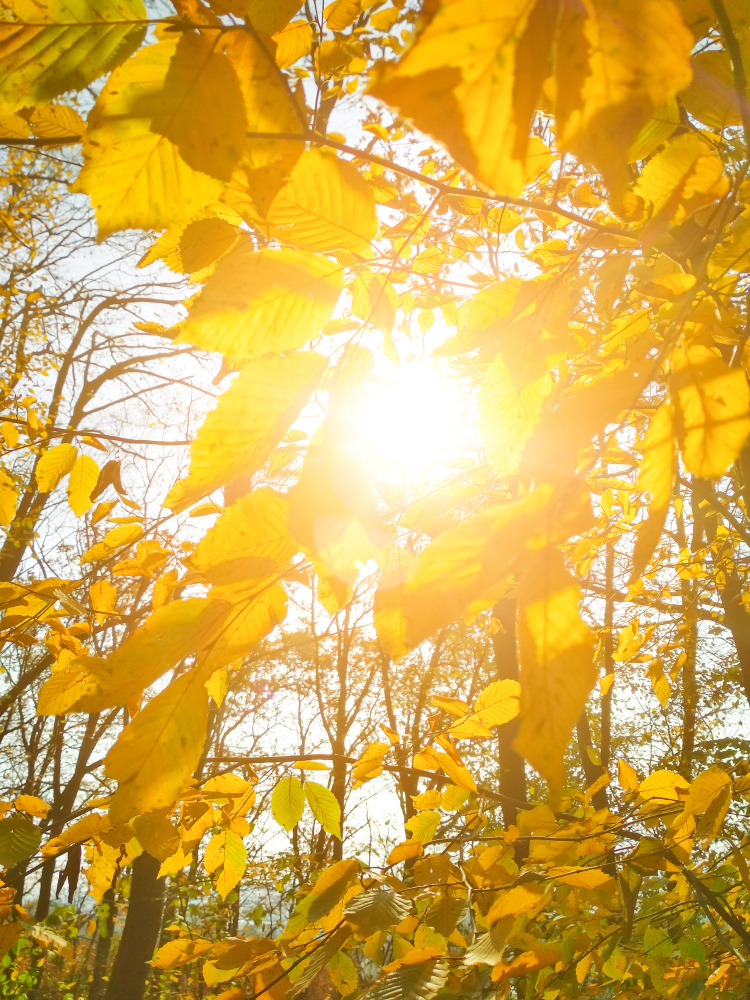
266,149,378,254
515,545,596,796
671,345,750,479
632,400,675,579
0,814,41,868
105,665,211,823
271,775,305,832
0,0,147,114
36,443,77,492
304,781,341,838
176,247,342,358
165,351,326,512
204,828,247,899
79,35,228,237
67,454,99,517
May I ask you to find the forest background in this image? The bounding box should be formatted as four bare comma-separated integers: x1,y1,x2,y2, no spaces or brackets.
0,1,749,999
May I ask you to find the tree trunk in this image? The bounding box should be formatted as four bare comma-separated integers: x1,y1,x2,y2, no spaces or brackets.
91,885,117,1000
105,854,165,1000
492,599,527,828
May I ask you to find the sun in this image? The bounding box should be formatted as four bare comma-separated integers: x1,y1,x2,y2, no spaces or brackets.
356,359,477,485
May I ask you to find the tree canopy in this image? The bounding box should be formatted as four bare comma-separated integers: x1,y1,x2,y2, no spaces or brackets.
1,0,750,998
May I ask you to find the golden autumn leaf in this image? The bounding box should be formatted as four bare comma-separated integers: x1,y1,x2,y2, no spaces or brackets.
304,781,341,839
204,828,247,899
631,400,675,580
176,246,343,358
105,665,211,823
671,344,750,479
271,775,305,831
164,351,327,512
555,0,693,198
514,545,596,796
288,352,390,599
266,149,378,254
89,579,117,624
0,0,147,114
79,35,234,236
375,485,574,657
38,598,230,714
479,352,552,477
36,443,77,492
67,454,99,517
190,488,296,587
370,0,542,196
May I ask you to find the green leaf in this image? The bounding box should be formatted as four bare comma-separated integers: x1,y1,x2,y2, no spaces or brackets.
271,775,305,832
0,814,41,869
304,780,341,839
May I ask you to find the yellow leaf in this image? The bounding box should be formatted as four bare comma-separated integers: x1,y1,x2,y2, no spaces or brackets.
204,828,247,899
472,679,521,728
67,455,99,517
404,810,440,845
151,937,213,971
266,149,378,254
628,99,680,162
14,795,49,818
36,444,77,492
374,486,557,657
479,353,553,477
325,0,360,30
272,20,314,69
41,813,110,857
547,867,616,890
634,133,727,225
80,523,143,563
89,579,117,624
232,0,304,34
0,469,18,528
487,884,545,923
271,775,305,832
671,344,750,479
638,769,689,804
42,598,230,713
0,0,147,114
139,215,239,276
514,546,596,797
132,810,179,861
352,742,389,787
197,584,287,673
631,401,674,580
288,354,390,596
79,35,228,237
683,767,731,817
304,781,341,838
28,103,86,140
176,246,342,358
164,351,327,513
151,31,245,181
105,666,211,823
369,0,542,196
681,49,743,130
221,27,303,215
617,758,639,793
386,839,423,865
190,488,295,587
556,0,693,198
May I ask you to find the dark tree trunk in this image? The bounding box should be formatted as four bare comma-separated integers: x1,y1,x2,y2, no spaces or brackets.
91,885,117,1000
105,854,165,1000
492,599,527,828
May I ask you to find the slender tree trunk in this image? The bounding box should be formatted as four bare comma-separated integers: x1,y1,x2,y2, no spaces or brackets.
105,854,165,1000
576,711,608,810
91,885,117,1000
600,541,615,768
491,599,527,828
